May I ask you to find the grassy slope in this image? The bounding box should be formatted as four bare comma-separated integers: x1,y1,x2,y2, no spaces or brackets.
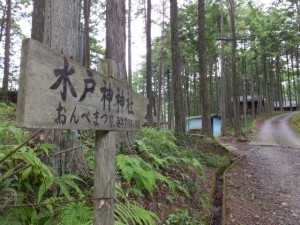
0,103,234,225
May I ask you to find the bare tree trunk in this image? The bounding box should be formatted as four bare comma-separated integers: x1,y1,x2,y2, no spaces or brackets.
291,53,297,109
220,0,227,136
32,0,45,43
214,61,219,114
128,0,132,88
83,0,91,67
170,0,184,134
228,0,241,137
106,0,127,81
157,0,166,129
31,0,85,177
185,67,190,117
2,0,11,103
157,59,163,130
167,69,174,129
286,52,293,111
275,56,283,111
198,0,211,136
146,0,153,125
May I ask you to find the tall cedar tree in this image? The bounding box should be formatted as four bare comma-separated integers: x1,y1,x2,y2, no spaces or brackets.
102,2,127,223
83,0,91,67
2,0,11,103
170,0,184,134
128,0,132,87
31,0,83,175
146,0,153,124
157,0,166,130
228,0,241,136
106,0,127,80
198,0,212,136
220,0,227,135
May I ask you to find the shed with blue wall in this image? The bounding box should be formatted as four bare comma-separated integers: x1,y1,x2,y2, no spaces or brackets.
186,115,221,137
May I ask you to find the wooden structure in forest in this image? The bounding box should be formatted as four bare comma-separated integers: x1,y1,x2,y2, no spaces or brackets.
186,115,221,137
16,39,147,131
233,95,264,115
274,100,298,111
16,38,148,225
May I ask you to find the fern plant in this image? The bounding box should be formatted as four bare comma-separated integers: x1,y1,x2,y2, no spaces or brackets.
116,154,175,195
136,128,179,157
38,174,84,202
115,183,159,225
57,202,93,225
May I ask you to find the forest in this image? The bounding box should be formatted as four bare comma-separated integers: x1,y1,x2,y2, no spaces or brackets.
0,0,299,224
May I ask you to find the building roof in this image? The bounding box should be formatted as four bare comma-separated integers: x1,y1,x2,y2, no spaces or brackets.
274,100,298,108
231,95,263,103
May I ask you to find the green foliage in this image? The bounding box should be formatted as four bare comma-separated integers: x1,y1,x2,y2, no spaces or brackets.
0,120,26,145
116,154,175,195
0,103,16,118
197,152,229,168
290,112,300,135
115,184,159,225
57,202,92,225
0,176,18,204
136,128,179,157
164,210,199,225
38,174,84,202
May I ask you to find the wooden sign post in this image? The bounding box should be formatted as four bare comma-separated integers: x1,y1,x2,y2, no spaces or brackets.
16,38,148,225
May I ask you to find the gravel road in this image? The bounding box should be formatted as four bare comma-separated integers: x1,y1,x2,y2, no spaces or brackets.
251,111,300,148
224,112,300,225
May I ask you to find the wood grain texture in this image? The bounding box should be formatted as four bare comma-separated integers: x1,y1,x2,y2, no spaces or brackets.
93,131,116,225
16,38,148,131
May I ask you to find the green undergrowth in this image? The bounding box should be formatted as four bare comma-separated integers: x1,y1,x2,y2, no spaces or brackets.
0,103,233,225
291,112,300,135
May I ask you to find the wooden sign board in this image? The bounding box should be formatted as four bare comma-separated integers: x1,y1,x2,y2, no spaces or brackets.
16,39,148,131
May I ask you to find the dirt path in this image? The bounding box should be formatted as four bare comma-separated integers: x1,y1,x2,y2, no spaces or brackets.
251,111,300,148
223,112,300,225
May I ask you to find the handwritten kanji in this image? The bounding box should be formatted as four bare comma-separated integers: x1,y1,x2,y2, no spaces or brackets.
115,88,125,113
126,94,134,115
50,57,77,101
79,69,96,101
100,80,113,112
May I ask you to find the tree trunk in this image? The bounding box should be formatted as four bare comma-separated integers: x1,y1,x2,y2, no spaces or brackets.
157,59,163,129
157,0,166,129
275,56,283,111
146,0,153,125
185,67,190,117
286,52,293,111
2,0,11,103
83,0,91,67
220,0,227,136
128,0,132,88
170,0,184,134
198,0,211,136
228,0,241,137
31,0,85,177
106,0,127,81
167,69,174,129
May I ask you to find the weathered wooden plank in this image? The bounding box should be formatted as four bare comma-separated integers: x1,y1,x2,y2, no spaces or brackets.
93,131,116,225
16,38,148,131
